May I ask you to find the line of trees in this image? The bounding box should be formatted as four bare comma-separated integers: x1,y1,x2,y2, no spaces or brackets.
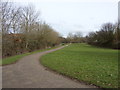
2,2,61,58
86,22,120,49
66,32,86,43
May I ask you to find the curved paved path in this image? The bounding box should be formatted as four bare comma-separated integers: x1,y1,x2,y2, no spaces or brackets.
3,46,101,88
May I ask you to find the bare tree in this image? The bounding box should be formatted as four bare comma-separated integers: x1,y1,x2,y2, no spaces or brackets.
20,5,40,49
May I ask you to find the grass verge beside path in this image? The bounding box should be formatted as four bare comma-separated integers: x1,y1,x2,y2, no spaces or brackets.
1,45,62,66
40,43,118,88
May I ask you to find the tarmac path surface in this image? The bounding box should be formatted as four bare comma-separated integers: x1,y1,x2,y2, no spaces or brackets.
2,45,102,89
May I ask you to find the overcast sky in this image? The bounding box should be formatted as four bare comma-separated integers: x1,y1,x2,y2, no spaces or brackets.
14,0,119,37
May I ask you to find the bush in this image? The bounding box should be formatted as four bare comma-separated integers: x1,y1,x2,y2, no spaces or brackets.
86,22,120,49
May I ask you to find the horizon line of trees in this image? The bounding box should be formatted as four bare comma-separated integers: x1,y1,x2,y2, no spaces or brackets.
65,32,86,43
1,2,120,58
2,2,62,58
64,22,120,49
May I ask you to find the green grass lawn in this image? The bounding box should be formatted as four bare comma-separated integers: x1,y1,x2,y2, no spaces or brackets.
40,43,118,88
1,45,61,65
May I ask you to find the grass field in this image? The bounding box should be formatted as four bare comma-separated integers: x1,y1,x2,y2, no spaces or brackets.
41,43,118,88
1,45,61,65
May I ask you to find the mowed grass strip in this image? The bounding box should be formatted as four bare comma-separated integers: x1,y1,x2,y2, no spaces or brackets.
1,45,62,65
40,43,118,88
